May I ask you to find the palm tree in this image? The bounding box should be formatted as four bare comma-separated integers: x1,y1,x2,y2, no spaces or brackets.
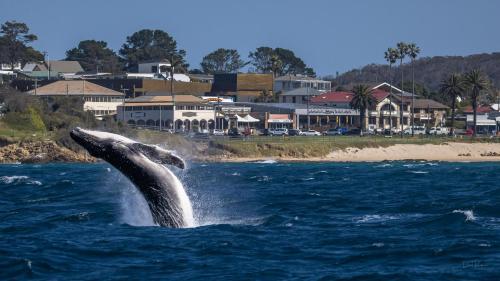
439,73,465,135
396,42,409,137
350,84,376,136
384,48,398,135
464,69,489,137
407,43,420,136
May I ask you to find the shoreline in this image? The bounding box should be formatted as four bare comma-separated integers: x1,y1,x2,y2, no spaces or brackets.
205,142,500,163
1,141,500,164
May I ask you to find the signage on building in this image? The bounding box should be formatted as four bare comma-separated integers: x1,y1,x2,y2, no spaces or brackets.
202,96,234,103
182,112,197,117
132,112,145,117
296,108,359,116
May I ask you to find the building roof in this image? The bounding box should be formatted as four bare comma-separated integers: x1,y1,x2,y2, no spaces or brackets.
311,89,390,104
413,99,449,109
280,87,322,96
23,60,84,73
311,91,353,103
462,105,493,114
125,95,206,105
275,74,328,82
27,80,124,96
138,59,171,64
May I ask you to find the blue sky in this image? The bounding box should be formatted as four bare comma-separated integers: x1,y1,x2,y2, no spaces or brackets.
1,0,500,76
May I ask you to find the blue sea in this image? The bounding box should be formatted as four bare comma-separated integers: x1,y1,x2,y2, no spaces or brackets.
1,161,499,280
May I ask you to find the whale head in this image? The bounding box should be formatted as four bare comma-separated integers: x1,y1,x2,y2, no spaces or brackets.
70,127,185,169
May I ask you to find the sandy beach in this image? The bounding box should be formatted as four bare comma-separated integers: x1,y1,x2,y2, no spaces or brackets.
217,142,500,163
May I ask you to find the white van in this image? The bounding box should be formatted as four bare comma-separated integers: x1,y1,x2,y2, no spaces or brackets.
403,126,426,135
429,127,449,135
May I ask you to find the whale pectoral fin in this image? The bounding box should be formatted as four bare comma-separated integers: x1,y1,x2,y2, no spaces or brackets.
131,143,185,169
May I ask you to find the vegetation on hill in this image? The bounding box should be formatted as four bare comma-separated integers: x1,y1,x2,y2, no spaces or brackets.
327,52,500,102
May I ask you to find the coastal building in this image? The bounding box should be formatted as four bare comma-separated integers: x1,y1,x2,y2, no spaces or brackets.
21,60,84,79
235,102,358,130
311,89,412,131
274,75,331,93
211,73,274,102
116,95,215,132
463,105,497,134
279,88,322,104
412,99,449,127
127,59,191,82
27,80,124,117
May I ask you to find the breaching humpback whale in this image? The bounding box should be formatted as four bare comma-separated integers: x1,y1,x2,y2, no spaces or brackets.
70,127,194,228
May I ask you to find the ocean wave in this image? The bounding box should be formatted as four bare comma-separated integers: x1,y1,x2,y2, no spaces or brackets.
253,159,277,164
408,171,429,174
354,214,398,223
0,175,42,186
452,209,476,221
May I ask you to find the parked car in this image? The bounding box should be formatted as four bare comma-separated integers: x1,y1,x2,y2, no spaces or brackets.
367,124,377,135
269,128,288,136
429,127,449,135
403,126,426,135
301,129,321,136
462,128,474,136
212,129,225,136
227,128,241,137
260,128,270,136
345,128,362,136
288,129,302,136
323,127,347,136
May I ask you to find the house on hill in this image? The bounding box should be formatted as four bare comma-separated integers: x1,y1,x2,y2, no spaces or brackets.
27,80,124,118
21,60,84,80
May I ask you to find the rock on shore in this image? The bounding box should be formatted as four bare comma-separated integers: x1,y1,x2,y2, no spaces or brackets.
0,140,95,163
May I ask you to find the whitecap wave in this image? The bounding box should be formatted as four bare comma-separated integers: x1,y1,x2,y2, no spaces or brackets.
253,159,277,164
409,171,429,174
452,209,476,221
0,175,41,185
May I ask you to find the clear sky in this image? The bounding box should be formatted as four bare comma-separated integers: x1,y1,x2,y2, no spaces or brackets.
1,0,500,76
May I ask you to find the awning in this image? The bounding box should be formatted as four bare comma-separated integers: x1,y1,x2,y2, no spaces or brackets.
268,118,293,123
235,114,260,123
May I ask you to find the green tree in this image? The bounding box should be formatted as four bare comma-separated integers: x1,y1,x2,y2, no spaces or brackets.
464,69,489,137
200,48,246,74
350,84,376,135
439,73,465,135
119,29,187,71
65,40,124,73
407,43,420,135
248,47,314,76
248,46,274,73
0,21,43,69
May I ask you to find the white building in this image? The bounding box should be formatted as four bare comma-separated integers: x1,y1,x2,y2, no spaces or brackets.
131,59,191,82
274,74,331,93
27,80,124,117
117,95,215,132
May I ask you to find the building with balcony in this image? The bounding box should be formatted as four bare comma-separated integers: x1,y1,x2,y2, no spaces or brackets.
116,95,215,132
274,75,331,93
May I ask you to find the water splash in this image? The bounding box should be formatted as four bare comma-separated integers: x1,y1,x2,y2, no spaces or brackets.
452,209,476,221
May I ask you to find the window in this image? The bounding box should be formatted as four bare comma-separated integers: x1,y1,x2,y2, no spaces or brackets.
151,66,158,73
177,106,184,110
292,97,296,103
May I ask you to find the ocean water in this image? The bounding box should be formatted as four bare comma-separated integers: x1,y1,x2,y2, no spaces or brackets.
1,162,499,280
